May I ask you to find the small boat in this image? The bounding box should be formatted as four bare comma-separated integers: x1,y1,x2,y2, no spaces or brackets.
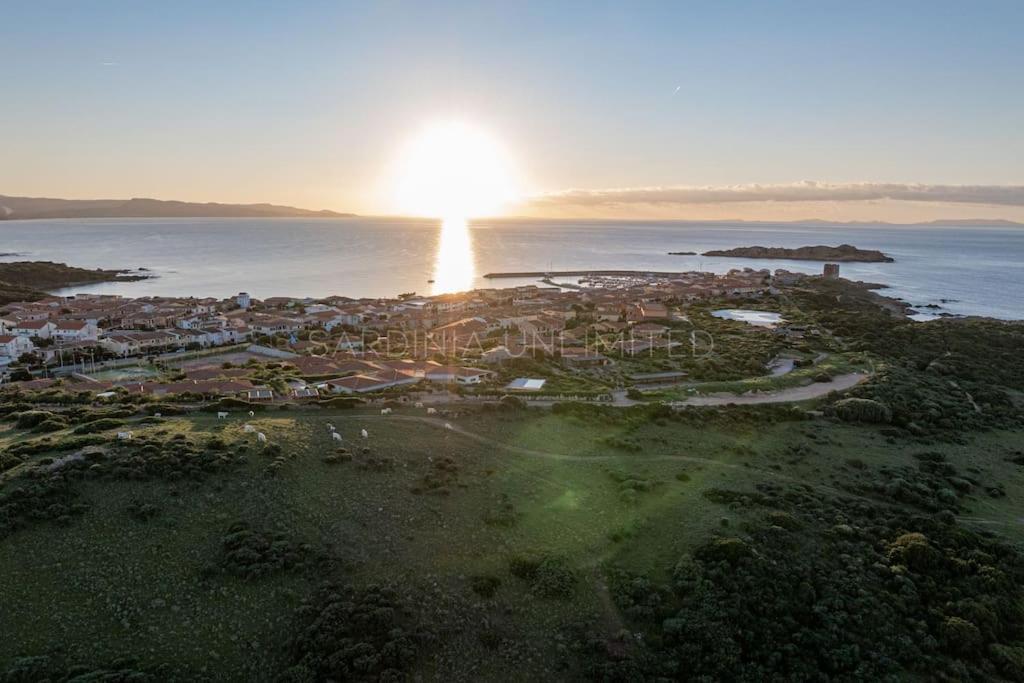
427,279,435,283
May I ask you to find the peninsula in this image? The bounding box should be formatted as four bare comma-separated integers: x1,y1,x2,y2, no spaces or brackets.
0,261,151,304
701,244,894,262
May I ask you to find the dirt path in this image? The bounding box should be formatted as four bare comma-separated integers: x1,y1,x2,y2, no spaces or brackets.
346,414,862,501
669,372,868,407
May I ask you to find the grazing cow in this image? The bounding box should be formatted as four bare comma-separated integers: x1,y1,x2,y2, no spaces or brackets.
243,424,256,433
249,411,255,417
360,429,368,439
217,411,229,419
116,431,133,440
426,407,437,415
414,402,424,409
256,432,267,443
332,432,343,442
380,408,391,415
444,423,453,431
154,412,162,418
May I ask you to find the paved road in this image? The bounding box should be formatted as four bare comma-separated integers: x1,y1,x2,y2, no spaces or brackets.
669,372,868,407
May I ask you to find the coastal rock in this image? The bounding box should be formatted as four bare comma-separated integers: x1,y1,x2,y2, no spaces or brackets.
701,244,894,262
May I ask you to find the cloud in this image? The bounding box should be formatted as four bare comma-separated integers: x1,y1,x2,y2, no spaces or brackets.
531,182,1024,207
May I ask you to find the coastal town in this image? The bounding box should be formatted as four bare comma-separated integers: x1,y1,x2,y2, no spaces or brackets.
0,264,845,403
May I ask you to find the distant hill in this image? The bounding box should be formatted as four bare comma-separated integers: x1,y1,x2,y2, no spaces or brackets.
0,195,355,220
915,218,1023,227
790,218,1023,227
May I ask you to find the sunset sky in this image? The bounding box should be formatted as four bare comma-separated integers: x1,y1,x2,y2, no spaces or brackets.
3,1,1023,221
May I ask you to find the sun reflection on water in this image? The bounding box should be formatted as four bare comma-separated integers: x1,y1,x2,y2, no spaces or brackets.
430,218,476,295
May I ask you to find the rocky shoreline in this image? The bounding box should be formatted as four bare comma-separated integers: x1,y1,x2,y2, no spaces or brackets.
0,261,153,304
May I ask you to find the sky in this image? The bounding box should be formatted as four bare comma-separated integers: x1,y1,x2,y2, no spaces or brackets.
2,1,1023,221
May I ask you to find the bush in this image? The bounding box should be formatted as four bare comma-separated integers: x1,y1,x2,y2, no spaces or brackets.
317,396,364,409
832,397,892,424
469,574,501,598
531,555,577,598
509,553,577,599
217,521,305,579
72,418,126,435
32,417,69,433
14,410,56,430
281,584,422,681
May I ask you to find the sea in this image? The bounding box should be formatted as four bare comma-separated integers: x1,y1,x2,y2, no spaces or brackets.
1,217,1021,320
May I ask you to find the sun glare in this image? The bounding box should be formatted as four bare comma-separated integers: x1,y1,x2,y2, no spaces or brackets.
391,120,520,219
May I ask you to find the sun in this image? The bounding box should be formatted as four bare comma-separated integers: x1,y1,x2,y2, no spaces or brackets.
390,120,520,219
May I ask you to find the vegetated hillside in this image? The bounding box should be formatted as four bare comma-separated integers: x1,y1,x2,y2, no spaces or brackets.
0,281,47,306
0,261,151,304
0,195,354,220
0,282,1022,680
791,278,1024,439
702,244,894,262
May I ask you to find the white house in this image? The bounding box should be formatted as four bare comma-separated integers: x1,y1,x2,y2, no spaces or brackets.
0,334,35,360
99,334,143,356
236,292,251,309
424,366,490,385
11,320,56,339
52,320,100,342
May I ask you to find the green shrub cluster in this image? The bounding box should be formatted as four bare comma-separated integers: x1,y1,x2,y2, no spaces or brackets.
588,482,1024,681
279,584,424,681
217,521,306,580
830,397,892,423
508,553,578,599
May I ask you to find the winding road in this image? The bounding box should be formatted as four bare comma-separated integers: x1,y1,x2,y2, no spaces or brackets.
668,371,868,407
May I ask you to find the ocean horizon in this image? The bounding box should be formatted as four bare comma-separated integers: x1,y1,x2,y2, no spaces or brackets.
2,216,1022,320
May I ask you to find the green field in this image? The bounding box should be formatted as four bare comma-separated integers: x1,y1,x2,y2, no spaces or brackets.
2,401,1023,680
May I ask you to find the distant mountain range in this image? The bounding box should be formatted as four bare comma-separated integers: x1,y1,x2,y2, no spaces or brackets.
789,218,1023,227
0,195,355,220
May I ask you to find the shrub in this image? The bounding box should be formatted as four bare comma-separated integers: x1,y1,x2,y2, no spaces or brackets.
832,397,892,424
217,521,304,579
32,417,68,433
469,574,501,598
14,410,56,430
317,396,364,409
531,555,577,598
281,584,421,681
508,553,577,598
72,418,126,435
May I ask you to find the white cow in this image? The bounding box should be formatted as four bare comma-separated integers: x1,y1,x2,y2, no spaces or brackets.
154,412,162,418
256,432,267,443
116,431,133,440
332,432,343,442
243,424,256,433
444,423,453,431
414,402,424,409
380,408,391,415
426,407,437,415
217,411,229,419
326,423,335,432
360,429,368,439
